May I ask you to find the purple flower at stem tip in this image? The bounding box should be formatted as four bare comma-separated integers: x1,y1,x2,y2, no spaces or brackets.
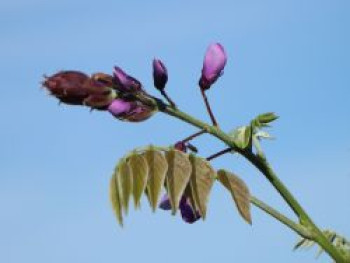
159,194,201,224
199,43,227,90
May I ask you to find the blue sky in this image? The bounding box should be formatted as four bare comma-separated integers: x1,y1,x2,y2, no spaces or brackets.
1,0,349,262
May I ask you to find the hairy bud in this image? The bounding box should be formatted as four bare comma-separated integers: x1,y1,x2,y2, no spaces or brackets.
43,71,89,105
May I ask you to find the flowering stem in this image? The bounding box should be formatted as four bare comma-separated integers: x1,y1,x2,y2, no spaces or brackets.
134,94,346,262
206,147,232,161
182,130,206,143
160,90,176,108
250,196,312,239
200,88,218,126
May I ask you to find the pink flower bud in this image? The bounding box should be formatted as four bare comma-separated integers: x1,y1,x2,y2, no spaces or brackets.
43,71,89,105
199,43,227,90
107,99,155,122
113,67,142,92
152,59,168,90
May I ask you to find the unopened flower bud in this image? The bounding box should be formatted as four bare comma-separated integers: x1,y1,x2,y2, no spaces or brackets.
107,99,155,122
174,141,187,152
83,73,117,109
113,67,142,92
43,71,89,105
199,43,227,90
152,59,168,91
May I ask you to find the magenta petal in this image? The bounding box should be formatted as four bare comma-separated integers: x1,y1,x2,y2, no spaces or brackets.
107,99,132,117
113,66,142,92
200,43,227,90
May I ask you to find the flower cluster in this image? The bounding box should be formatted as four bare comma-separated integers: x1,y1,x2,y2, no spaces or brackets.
43,69,155,122
43,43,227,223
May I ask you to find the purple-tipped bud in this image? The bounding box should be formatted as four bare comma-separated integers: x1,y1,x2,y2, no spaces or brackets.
159,194,201,224
113,67,142,92
199,43,227,90
107,99,155,122
152,59,168,91
43,71,89,105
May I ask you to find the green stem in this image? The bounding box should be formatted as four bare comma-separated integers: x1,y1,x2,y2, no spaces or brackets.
250,196,312,239
137,95,346,262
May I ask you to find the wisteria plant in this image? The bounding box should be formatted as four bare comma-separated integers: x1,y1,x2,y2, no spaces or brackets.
42,43,350,262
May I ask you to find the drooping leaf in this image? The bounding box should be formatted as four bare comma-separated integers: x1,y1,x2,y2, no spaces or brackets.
127,153,149,208
110,171,123,226
165,149,192,214
189,154,216,219
143,148,168,211
229,126,251,149
217,169,252,224
118,160,133,214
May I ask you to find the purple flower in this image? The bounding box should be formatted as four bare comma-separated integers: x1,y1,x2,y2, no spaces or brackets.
43,71,89,105
113,67,142,92
199,43,227,90
152,59,168,91
159,194,201,224
107,99,155,122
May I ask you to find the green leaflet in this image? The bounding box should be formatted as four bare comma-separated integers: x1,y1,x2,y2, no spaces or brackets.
110,170,123,226
110,146,253,227
143,148,168,211
118,160,133,214
189,154,216,219
165,149,192,215
128,153,149,209
217,169,252,224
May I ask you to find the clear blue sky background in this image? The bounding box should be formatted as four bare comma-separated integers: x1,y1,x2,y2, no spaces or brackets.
1,0,349,262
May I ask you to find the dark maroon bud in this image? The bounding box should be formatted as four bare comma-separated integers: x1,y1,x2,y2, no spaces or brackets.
174,141,187,152
152,59,168,91
86,73,114,95
43,71,89,105
83,73,117,109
